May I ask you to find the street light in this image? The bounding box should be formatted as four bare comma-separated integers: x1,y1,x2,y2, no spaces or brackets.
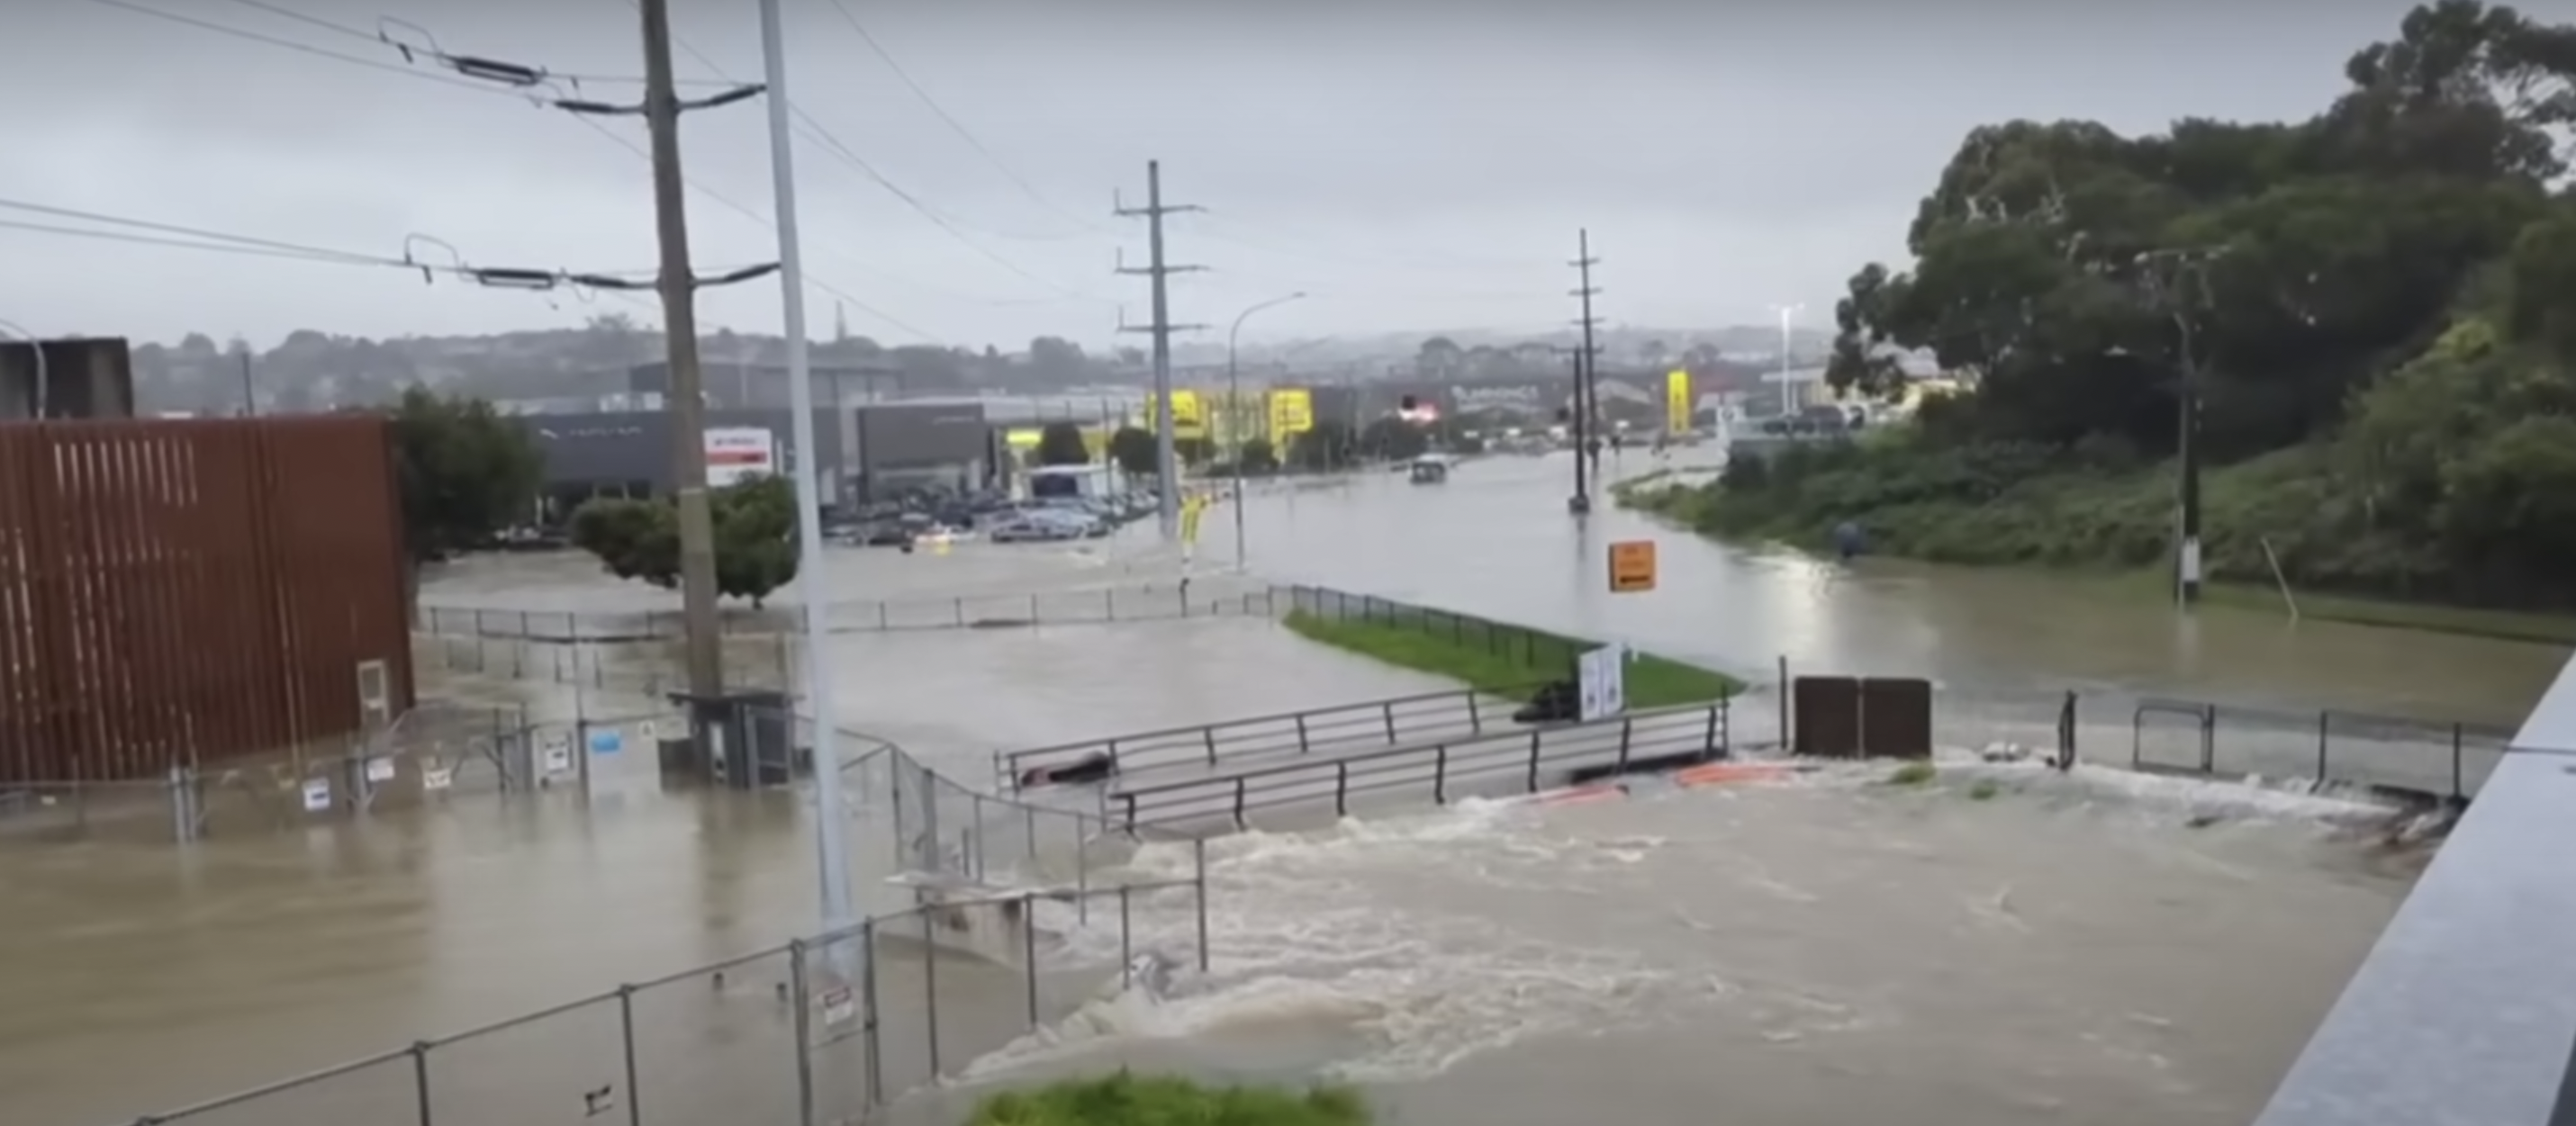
1226,292,1306,570
1766,302,1804,417
0,318,47,419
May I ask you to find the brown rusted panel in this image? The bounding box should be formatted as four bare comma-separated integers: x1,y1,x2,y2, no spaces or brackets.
1791,675,1862,758
0,416,415,786
1858,677,1935,760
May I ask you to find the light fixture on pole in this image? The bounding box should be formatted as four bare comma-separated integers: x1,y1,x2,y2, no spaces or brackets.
1225,292,1306,570
755,0,855,975
0,318,48,419
1766,302,1804,417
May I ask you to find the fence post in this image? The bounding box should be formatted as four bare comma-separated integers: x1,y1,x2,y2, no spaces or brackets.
953,597,964,627
2315,711,2330,783
877,601,889,630
618,985,645,1126
1194,838,1212,972
2452,723,2466,800
1776,655,1791,751
1526,729,1542,791
410,1040,434,1126
1074,813,1091,926
1105,587,1116,621
920,909,942,1077
860,919,882,1106
2198,705,2217,774
1118,886,1134,988
788,942,814,1126
1022,892,1043,1027
1029,591,1040,625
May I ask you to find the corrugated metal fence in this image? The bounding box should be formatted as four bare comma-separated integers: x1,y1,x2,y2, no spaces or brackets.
0,417,414,786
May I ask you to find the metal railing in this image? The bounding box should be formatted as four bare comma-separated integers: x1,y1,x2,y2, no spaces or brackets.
113,873,1209,1126
2114,695,2512,802
102,719,1214,1126
996,686,1529,792
420,583,1280,643
1113,699,1734,833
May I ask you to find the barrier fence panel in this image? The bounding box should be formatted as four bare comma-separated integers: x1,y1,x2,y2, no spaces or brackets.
625,946,805,1126
998,687,1517,792
420,582,1280,642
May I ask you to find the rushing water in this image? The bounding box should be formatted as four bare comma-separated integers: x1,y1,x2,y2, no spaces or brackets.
5,461,2516,1124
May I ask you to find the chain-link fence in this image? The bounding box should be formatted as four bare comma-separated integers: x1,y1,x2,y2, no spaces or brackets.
0,704,700,846
119,869,1209,1126
420,582,1280,643
1284,583,1602,673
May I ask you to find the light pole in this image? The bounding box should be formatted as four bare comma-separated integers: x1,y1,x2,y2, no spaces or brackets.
2134,248,2223,608
756,0,855,974
1767,302,1804,416
1226,292,1306,569
0,318,48,419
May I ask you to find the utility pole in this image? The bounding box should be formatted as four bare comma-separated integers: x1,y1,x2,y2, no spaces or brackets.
238,349,257,417
1115,160,1207,540
2135,248,2223,608
1568,229,1603,516
637,0,725,701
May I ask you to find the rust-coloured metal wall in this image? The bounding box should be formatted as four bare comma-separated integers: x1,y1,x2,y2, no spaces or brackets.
0,416,414,784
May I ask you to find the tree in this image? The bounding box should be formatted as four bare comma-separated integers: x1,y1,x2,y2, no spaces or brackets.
1034,421,1091,466
1027,336,1088,381
1415,336,1465,379
1107,425,1158,478
568,475,800,608
1286,419,1357,471
1174,436,1215,466
388,386,542,562
1698,1,2576,609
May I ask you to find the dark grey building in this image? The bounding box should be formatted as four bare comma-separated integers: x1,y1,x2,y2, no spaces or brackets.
2,337,136,420
520,401,993,517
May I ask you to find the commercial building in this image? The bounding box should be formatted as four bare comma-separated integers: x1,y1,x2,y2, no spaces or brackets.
0,337,138,420
518,400,996,517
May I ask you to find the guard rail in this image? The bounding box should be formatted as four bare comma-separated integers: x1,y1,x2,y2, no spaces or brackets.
995,687,1532,790
1113,698,1734,833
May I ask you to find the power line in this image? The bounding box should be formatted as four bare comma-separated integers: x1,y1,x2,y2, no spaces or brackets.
637,7,1113,304
0,197,778,293
89,0,545,100
207,0,728,89
813,0,1112,239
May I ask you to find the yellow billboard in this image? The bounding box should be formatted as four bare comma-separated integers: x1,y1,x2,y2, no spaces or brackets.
1140,390,1207,440
1004,425,1109,459
1267,387,1315,446
1665,370,1692,435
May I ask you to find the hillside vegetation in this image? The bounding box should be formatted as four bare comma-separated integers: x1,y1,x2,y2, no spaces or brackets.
1633,0,2576,615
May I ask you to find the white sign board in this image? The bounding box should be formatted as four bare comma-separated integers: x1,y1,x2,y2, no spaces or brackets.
301,777,333,813
704,427,778,489
1577,644,1627,722
821,986,855,1028
364,757,398,783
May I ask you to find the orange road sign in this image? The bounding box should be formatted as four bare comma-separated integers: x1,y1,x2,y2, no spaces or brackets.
1609,540,1657,592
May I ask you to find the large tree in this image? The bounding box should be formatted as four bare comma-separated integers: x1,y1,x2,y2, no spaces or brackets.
388,386,541,562
568,475,800,608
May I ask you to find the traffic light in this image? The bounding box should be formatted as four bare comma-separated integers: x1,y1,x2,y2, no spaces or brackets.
1398,394,1418,412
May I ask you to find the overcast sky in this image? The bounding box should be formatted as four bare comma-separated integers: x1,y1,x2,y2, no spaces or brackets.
0,0,2522,353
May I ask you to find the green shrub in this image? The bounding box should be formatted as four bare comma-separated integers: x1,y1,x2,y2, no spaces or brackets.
968,1072,1370,1126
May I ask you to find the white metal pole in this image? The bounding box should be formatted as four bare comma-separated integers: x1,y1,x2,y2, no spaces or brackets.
756,0,855,968
1773,304,1800,416
1225,292,1303,571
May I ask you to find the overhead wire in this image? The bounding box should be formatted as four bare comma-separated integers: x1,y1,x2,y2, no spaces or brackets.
812,0,1115,239
205,0,733,88
646,12,1117,306
88,0,548,101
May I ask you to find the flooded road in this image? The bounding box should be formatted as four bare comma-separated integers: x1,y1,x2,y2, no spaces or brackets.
1223,453,2563,722
954,768,2411,1126
0,614,1452,1126
4,461,2511,1125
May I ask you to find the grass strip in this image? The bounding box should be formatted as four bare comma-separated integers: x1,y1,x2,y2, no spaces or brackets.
1282,609,1741,708
969,1072,1369,1125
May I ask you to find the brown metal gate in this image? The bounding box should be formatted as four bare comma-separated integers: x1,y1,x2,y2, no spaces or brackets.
1790,675,1933,760
0,417,414,785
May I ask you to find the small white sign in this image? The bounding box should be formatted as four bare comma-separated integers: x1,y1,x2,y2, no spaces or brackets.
422,766,455,792
364,757,398,783
541,745,574,776
820,986,855,1028
1577,644,1627,722
638,721,657,740
301,777,333,813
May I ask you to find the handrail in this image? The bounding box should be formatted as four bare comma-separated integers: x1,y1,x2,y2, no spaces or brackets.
994,685,1536,789
1115,699,1732,833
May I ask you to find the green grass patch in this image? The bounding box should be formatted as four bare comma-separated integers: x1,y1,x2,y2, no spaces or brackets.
969,1072,1369,1125
1282,609,1740,708
1885,761,1938,786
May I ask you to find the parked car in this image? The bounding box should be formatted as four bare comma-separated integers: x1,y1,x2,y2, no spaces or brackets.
989,515,1084,543
1025,509,1112,537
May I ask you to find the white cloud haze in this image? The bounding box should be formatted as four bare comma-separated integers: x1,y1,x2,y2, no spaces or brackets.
0,0,2477,352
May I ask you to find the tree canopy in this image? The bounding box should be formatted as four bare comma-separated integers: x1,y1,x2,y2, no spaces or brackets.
567,475,800,608
968,1072,1368,1126
1760,0,2576,607
1035,421,1092,466
388,386,541,562
1108,426,1159,478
